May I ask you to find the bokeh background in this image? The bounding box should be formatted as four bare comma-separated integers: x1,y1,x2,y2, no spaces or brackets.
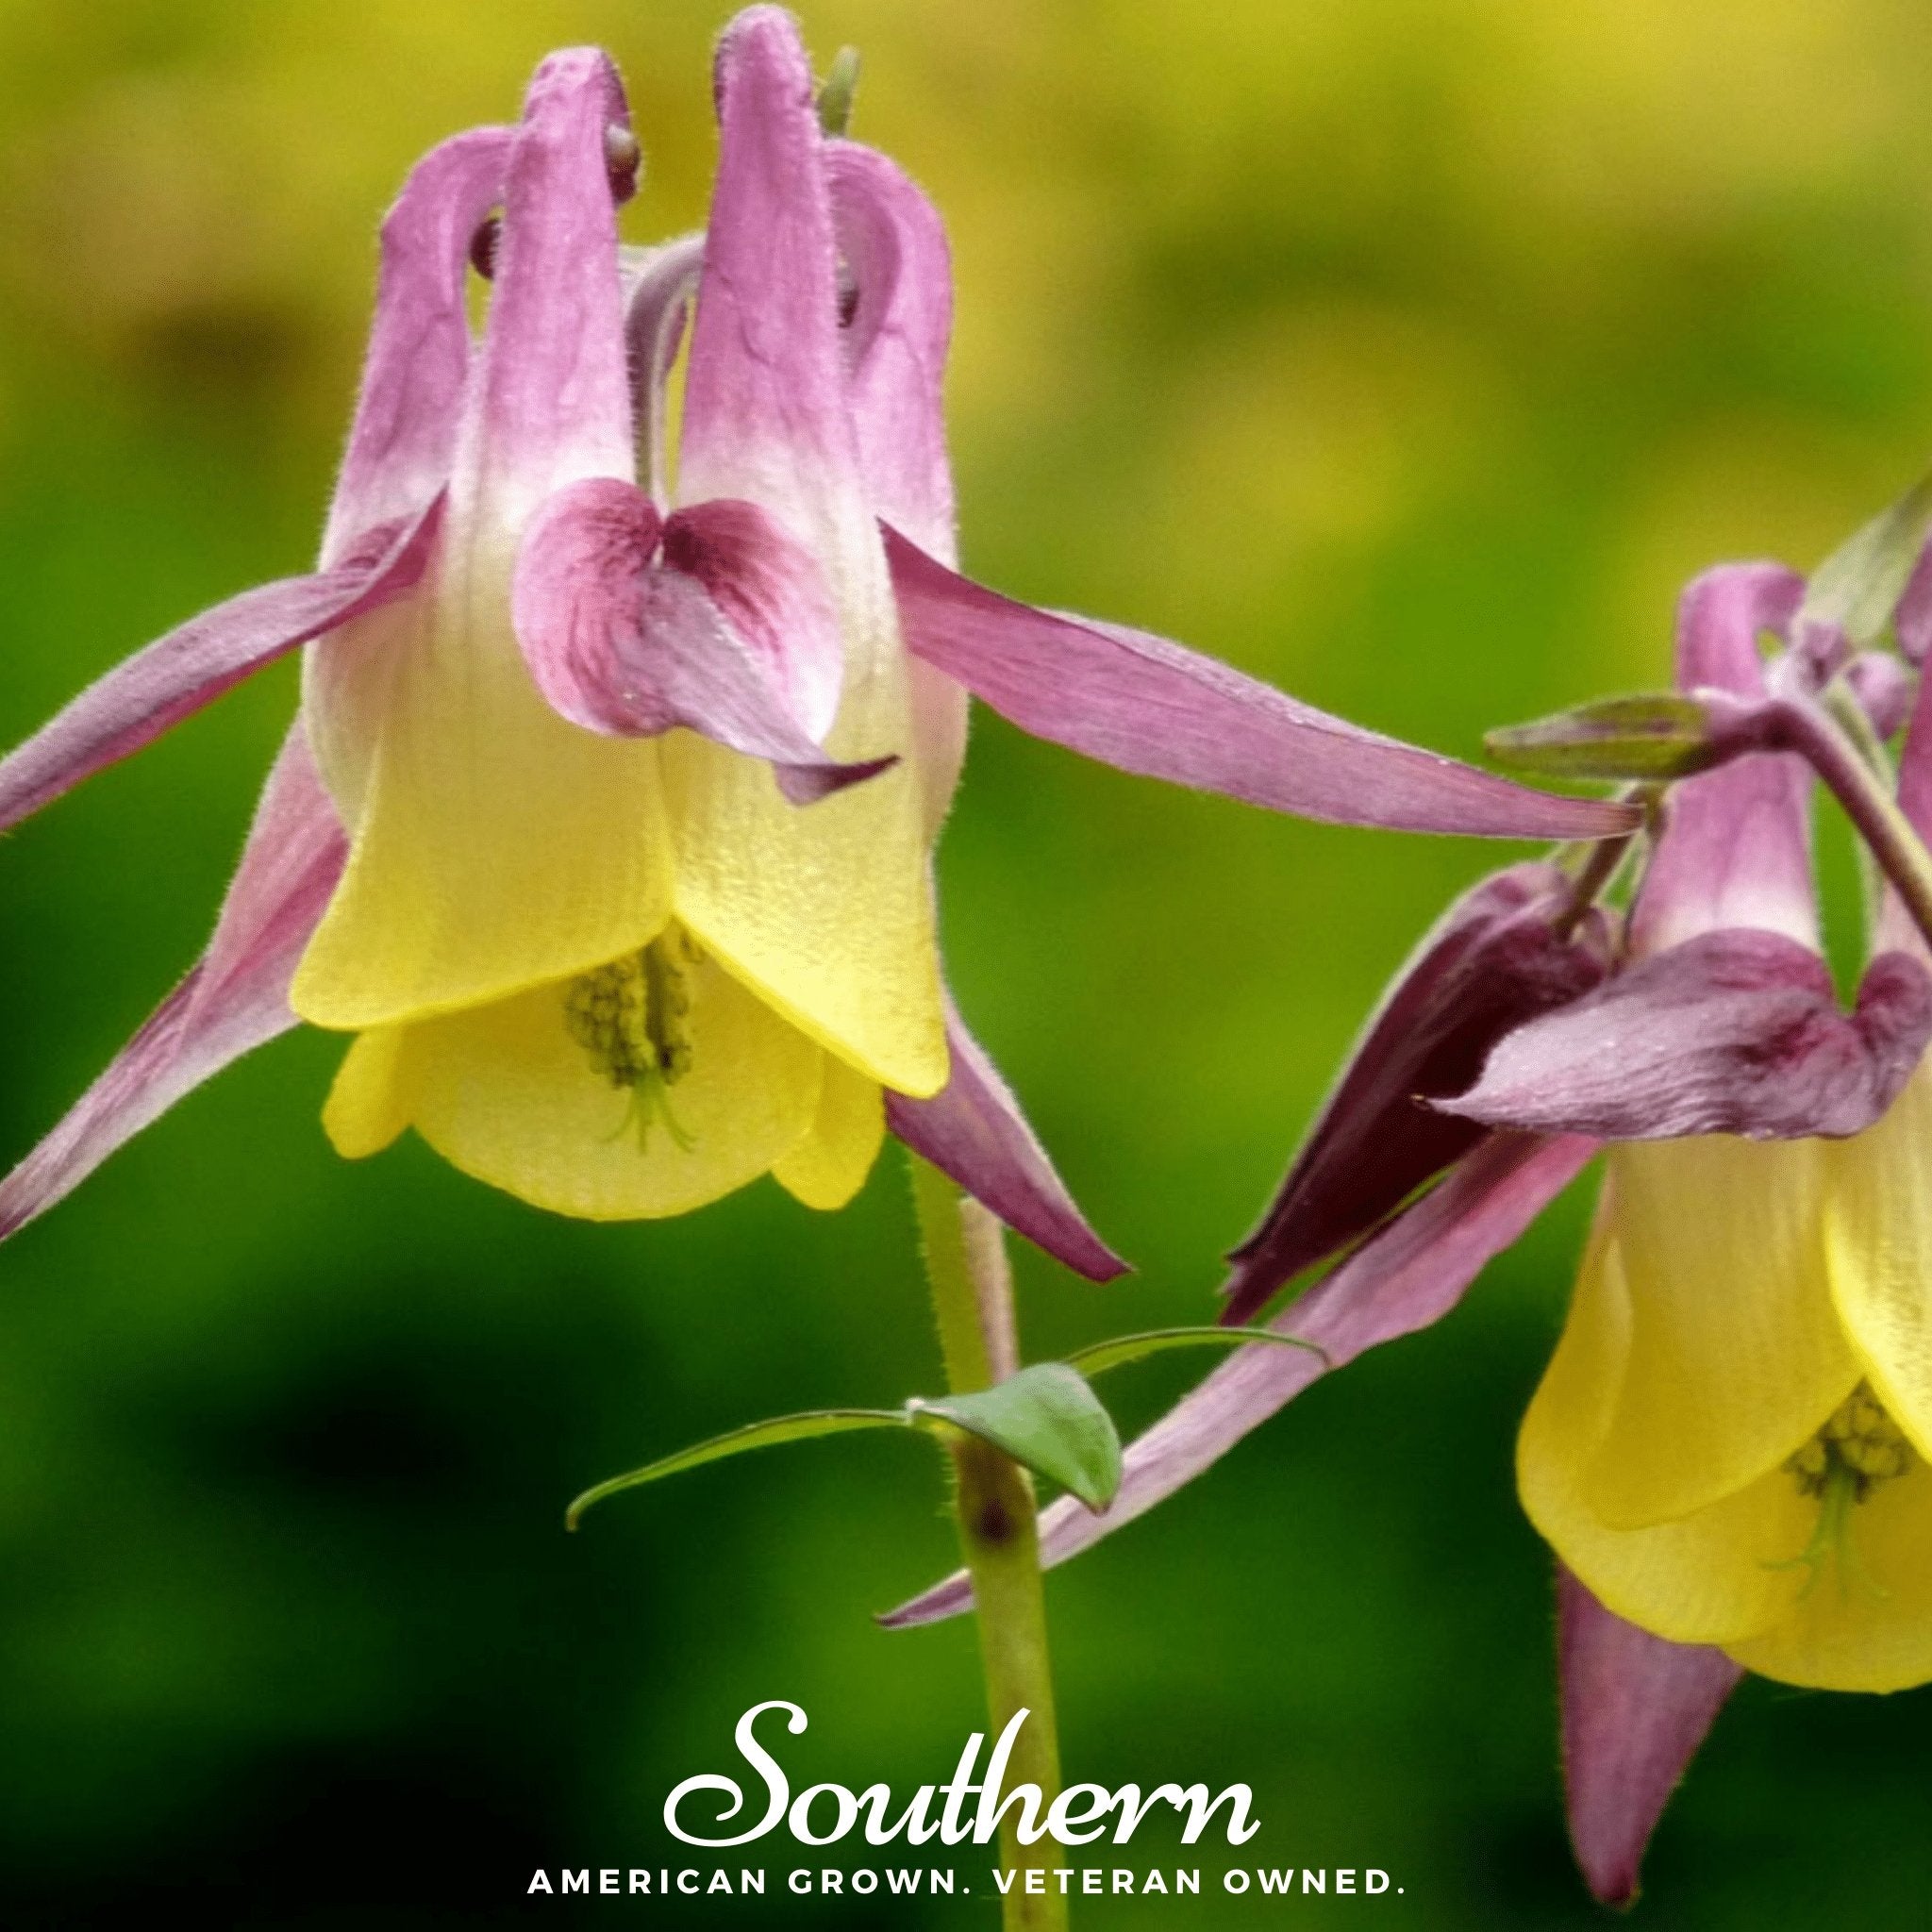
2,0,1930,1924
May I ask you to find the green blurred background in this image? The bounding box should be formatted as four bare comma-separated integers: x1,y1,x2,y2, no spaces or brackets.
2,0,1930,1924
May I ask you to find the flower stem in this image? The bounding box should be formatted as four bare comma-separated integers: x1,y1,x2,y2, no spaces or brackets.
1551,783,1653,940
1774,693,1932,955
908,1153,1068,1931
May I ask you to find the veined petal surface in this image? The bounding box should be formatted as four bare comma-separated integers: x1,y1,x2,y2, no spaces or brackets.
1448,930,1932,1142
682,10,875,650
511,479,891,804
885,531,1639,841
296,563,677,1028
826,142,957,565
1518,1219,1834,1648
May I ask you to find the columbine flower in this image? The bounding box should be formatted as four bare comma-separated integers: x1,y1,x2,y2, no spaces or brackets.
890,552,1932,1901
0,9,1626,1270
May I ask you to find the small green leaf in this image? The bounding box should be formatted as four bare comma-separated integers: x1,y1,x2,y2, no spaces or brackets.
816,46,862,137
1064,1324,1329,1379
910,1363,1123,1511
1801,471,1932,647
566,1408,905,1528
1487,693,1719,780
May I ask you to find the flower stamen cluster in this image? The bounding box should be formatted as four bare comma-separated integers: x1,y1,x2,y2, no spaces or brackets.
1784,1381,1915,1504
564,934,700,1151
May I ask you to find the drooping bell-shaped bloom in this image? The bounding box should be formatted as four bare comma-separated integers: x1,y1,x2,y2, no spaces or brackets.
889,550,1932,1900
1512,673,1932,1702
0,10,1629,1272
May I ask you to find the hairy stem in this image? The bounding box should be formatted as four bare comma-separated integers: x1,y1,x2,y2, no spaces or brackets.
908,1154,1067,1930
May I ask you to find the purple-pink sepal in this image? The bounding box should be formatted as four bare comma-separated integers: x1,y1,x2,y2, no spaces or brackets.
0,502,440,841
1446,927,1932,1141
886,994,1125,1284
1222,862,1610,1324
322,126,513,558
882,526,1641,842
511,478,887,804
1631,565,1816,958
0,726,345,1243
1557,1566,1740,1908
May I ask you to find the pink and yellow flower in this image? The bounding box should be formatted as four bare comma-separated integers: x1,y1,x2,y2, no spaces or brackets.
891,549,1932,1901
0,10,1624,1269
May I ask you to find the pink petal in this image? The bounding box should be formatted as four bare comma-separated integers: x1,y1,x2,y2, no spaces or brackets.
1223,862,1610,1323
511,477,889,806
1558,1566,1740,1907
885,991,1126,1284
665,498,843,743
826,140,968,824
0,504,440,840
882,528,1641,840
322,126,512,563
449,48,635,526
1446,927,1932,1141
882,1131,1597,1626
825,141,958,566
0,725,345,1243
680,10,873,567
1844,648,1915,741
1631,564,1816,957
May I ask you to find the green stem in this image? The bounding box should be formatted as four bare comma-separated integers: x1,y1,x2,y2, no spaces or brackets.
1820,677,1896,944
908,1154,1068,1932
1549,782,1657,941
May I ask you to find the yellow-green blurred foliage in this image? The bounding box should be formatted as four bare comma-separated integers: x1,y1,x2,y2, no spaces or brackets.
2,3,1929,1925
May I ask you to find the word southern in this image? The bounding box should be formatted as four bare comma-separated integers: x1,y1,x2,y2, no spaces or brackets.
661,1702,1261,1851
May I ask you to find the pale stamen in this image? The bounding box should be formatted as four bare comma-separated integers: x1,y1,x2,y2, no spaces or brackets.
1774,1381,1915,1599
564,932,701,1150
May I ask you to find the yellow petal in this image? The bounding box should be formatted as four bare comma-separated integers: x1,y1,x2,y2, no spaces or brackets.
1578,1138,1857,1527
1725,1461,1932,1691
331,943,823,1220
322,1024,419,1158
1824,1062,1932,1460
663,587,946,1097
772,1056,886,1210
294,554,676,1030
1519,1220,1848,1647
